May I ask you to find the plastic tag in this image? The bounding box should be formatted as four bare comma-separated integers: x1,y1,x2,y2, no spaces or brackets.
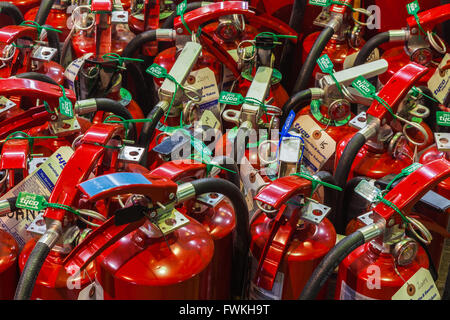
16,192,47,211
176,0,187,15
437,111,450,126
427,54,450,104
401,162,422,175
354,179,381,203
406,0,420,15
59,97,73,118
317,54,334,74
146,64,167,78
352,76,376,97
309,0,331,7
79,173,152,198
219,91,244,105
280,110,296,139
392,268,440,300
119,88,132,107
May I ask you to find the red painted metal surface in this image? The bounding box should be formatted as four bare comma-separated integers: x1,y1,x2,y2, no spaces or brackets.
0,229,19,299
0,139,29,190
24,7,70,41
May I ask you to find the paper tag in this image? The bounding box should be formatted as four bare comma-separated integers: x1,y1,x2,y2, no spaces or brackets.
437,111,450,126
406,0,420,15
317,54,334,74
186,67,220,114
352,76,376,97
78,280,104,300
309,0,331,7
292,115,336,173
401,162,422,175
146,63,167,78
219,91,244,105
199,109,220,129
16,192,47,211
427,54,450,104
64,53,94,91
392,268,440,300
59,96,74,118
0,147,73,248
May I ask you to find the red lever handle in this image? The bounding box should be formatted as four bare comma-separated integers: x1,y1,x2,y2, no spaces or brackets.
150,160,206,182
255,175,312,209
374,158,450,221
0,25,38,44
0,106,53,140
366,62,428,121
43,123,124,221
0,78,76,110
91,0,112,12
407,4,450,31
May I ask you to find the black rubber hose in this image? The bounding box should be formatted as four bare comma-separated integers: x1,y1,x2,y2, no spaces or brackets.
292,26,334,94
314,171,337,215
0,2,24,25
14,242,51,300
279,0,306,89
95,98,137,142
333,133,367,234
42,25,60,63
123,62,156,116
161,2,203,29
338,176,370,227
122,30,157,59
34,0,55,26
299,230,365,300
138,105,165,166
280,89,312,125
353,32,390,67
14,72,58,85
211,156,240,189
190,177,250,299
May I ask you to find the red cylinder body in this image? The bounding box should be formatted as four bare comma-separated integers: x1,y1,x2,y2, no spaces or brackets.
19,238,97,300
335,241,429,300
249,212,336,299
334,133,414,181
9,0,40,15
302,34,363,87
420,146,450,198
0,230,19,299
24,7,70,41
95,218,214,299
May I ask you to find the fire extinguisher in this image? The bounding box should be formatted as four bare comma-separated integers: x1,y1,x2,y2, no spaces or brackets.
14,123,127,299
0,24,64,84
24,0,72,41
281,58,388,173
0,2,24,28
0,228,19,299
292,0,371,93
149,158,245,299
248,172,337,299
300,158,450,300
353,3,450,87
7,0,40,16
128,0,161,34
71,0,135,58
332,62,429,234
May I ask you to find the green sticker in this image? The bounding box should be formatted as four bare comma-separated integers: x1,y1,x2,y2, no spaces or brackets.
272,69,282,82
119,88,132,107
146,63,167,78
309,0,331,7
176,0,187,16
59,97,73,118
407,0,420,15
401,162,423,175
317,54,334,74
16,192,47,211
437,111,450,126
219,91,244,105
352,76,376,97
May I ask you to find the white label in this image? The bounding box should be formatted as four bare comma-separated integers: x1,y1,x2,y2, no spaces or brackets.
64,53,94,91
292,115,336,173
343,48,380,69
427,53,450,104
392,268,441,300
78,280,104,300
339,280,377,300
248,256,284,300
0,147,74,248
186,67,219,112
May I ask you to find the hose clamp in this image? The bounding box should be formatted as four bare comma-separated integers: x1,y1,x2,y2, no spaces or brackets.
74,99,97,115
156,29,177,41
176,182,196,204
327,15,343,33
359,116,379,139
38,220,63,248
389,29,409,42
310,88,325,100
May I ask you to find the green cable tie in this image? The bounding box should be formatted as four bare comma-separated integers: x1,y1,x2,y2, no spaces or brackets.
188,154,237,175
177,0,192,35
43,101,54,114
102,53,144,68
20,20,62,35
376,195,410,224
103,114,129,140
412,86,439,103
291,172,343,192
